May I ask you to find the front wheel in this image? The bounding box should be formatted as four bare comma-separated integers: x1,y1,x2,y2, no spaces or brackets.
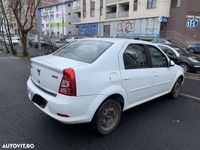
170,79,182,99
179,63,190,73
92,99,122,135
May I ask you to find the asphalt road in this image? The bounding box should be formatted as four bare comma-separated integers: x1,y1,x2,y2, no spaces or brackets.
0,56,200,150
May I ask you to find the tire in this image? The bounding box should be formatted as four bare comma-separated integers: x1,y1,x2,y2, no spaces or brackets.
188,48,194,54
179,63,190,73
92,99,122,135
170,78,182,99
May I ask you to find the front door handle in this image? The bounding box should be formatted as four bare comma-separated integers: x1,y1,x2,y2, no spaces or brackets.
124,78,130,81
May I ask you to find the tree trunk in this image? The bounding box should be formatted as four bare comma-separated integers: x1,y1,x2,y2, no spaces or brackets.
20,33,29,57
2,33,10,53
0,0,16,55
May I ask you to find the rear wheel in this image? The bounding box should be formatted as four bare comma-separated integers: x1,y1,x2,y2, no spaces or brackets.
92,99,122,135
179,63,190,73
170,78,182,99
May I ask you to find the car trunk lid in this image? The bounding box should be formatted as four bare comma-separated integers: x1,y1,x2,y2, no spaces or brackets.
30,55,87,94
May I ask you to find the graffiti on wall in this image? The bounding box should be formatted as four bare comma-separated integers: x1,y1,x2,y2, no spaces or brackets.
117,21,134,34
78,23,98,36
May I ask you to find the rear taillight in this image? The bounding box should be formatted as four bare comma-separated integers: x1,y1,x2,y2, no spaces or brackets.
59,68,76,96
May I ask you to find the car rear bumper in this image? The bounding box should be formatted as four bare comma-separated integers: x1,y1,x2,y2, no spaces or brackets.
27,77,104,124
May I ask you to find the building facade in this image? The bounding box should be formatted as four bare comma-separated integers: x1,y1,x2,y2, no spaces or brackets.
166,0,200,41
72,0,171,38
38,0,76,38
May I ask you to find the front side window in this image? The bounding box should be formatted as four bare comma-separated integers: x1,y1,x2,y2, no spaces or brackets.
147,45,168,67
123,44,148,69
147,0,157,9
54,40,113,63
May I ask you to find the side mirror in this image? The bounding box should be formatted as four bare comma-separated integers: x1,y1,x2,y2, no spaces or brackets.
169,60,175,67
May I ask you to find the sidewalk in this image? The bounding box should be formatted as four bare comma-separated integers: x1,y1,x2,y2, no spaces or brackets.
15,46,47,57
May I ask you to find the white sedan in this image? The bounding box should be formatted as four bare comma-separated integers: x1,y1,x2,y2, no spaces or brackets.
27,38,184,135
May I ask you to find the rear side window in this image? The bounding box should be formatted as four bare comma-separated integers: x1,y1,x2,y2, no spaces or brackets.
123,44,148,69
147,45,168,67
54,40,113,63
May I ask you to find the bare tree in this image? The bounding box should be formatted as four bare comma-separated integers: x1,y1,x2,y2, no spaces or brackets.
0,0,16,55
10,0,40,57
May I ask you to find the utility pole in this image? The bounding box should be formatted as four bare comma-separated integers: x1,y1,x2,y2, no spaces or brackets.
37,8,41,51
62,10,64,38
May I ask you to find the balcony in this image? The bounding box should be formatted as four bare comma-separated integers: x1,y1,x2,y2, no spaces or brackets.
72,5,81,12
72,17,81,23
118,11,129,17
106,0,117,4
106,13,116,19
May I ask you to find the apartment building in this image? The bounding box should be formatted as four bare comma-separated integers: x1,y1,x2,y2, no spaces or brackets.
38,0,76,38
0,0,59,35
71,0,171,38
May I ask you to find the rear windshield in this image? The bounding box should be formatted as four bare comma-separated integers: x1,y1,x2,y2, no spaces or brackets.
170,45,188,55
54,40,113,63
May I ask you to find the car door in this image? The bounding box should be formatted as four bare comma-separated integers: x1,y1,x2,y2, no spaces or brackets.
119,43,154,106
146,45,174,96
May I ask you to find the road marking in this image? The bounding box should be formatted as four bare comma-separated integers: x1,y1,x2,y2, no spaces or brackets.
180,93,200,101
184,76,200,81
184,73,200,81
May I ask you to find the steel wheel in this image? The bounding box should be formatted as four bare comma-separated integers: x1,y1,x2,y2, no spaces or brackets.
92,99,122,135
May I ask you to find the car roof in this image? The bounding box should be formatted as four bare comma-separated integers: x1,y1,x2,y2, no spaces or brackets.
80,38,155,45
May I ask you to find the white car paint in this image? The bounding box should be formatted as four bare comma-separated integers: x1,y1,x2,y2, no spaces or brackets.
27,38,184,124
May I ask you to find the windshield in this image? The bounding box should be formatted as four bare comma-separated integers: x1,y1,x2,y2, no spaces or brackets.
54,40,113,63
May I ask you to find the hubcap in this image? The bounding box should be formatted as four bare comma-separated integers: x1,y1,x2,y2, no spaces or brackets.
100,105,119,131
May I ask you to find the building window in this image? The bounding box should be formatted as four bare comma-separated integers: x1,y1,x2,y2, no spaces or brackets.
100,8,103,16
69,22,71,25
68,13,71,16
171,0,181,8
68,4,71,7
100,0,103,16
147,0,157,9
90,9,95,17
83,10,86,18
133,0,138,11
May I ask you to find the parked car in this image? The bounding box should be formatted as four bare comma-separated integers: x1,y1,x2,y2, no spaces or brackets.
65,36,82,43
2,36,20,45
187,42,200,54
52,40,66,48
151,38,172,45
11,36,21,45
27,38,184,135
156,44,200,73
